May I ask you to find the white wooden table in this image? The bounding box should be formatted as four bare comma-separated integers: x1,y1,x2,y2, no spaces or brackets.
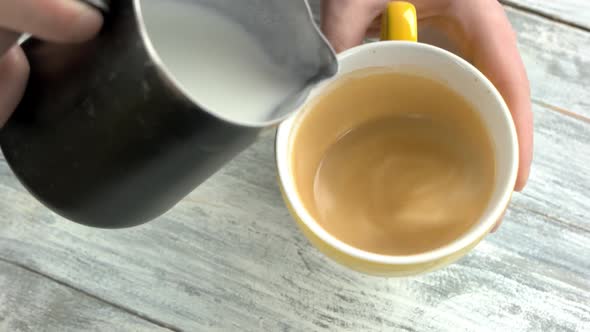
1,1,589,331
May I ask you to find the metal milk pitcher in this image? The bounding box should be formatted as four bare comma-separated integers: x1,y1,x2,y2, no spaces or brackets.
0,0,338,228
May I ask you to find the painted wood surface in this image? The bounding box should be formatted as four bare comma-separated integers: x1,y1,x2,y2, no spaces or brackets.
506,7,590,119
0,2,589,332
503,0,590,30
0,260,170,331
1,100,589,332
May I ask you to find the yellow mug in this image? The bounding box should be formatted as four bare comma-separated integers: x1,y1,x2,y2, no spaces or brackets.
275,2,518,276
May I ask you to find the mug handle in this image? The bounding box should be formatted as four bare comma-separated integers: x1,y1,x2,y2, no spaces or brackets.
380,1,418,42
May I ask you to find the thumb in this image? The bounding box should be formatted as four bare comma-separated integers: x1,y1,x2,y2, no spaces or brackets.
0,46,29,128
321,0,388,52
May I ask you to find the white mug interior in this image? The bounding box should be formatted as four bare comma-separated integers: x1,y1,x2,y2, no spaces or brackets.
276,41,519,265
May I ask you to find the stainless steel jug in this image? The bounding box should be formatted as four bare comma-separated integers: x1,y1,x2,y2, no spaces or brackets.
0,0,337,228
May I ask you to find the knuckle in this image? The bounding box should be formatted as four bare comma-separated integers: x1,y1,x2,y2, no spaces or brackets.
36,1,101,42
46,7,83,41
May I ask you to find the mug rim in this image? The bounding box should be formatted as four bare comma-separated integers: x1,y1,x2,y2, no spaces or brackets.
276,41,519,265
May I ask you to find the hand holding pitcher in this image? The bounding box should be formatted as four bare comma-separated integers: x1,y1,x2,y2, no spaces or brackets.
0,0,104,126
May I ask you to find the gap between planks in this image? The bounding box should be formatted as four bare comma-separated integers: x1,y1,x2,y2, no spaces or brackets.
533,99,590,124
500,1,590,124
500,0,590,33
0,256,182,332
511,200,590,234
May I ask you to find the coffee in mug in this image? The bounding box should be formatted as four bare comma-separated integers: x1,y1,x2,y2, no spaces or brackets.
290,69,496,256
276,2,518,276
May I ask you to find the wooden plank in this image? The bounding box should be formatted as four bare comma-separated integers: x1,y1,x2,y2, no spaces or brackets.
308,1,590,119
0,99,588,331
0,260,171,332
505,7,590,119
512,102,590,233
502,0,590,31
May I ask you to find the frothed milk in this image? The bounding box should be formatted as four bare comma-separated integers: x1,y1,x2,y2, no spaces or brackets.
140,1,302,124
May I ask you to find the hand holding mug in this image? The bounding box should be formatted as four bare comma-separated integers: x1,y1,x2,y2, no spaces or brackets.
321,0,533,194
277,2,520,275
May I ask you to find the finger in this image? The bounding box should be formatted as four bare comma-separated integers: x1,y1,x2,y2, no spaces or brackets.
0,29,21,58
0,0,103,43
453,0,533,191
321,0,389,52
366,16,383,38
0,46,29,128
490,208,508,233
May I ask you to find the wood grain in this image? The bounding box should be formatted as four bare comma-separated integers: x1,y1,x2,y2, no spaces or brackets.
512,102,590,233
505,7,590,119
503,0,590,31
0,260,170,332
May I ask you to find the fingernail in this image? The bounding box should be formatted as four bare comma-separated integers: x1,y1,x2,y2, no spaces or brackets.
515,181,526,192
69,1,104,41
